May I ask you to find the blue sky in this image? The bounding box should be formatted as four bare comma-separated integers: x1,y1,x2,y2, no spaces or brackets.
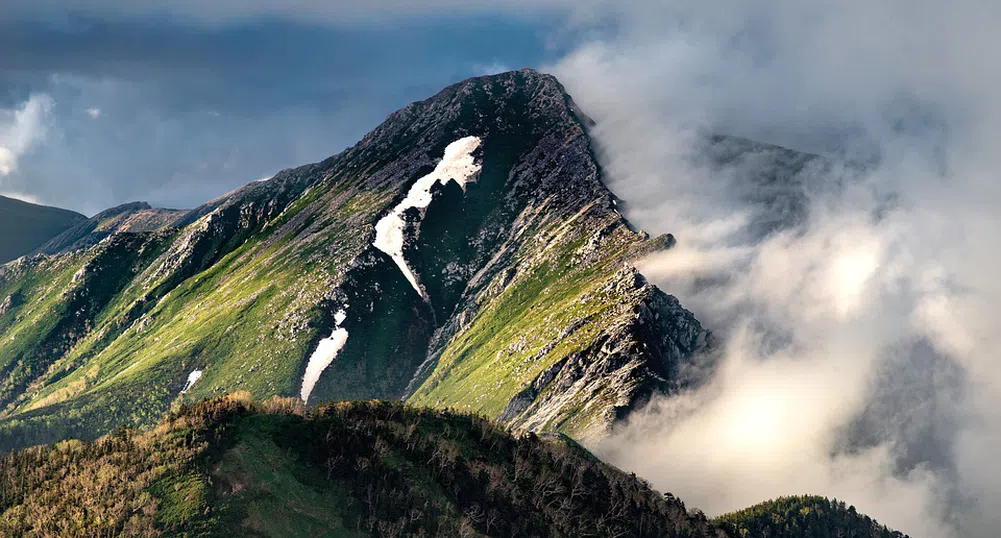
0,7,574,214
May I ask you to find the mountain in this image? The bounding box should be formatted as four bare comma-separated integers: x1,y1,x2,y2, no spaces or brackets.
0,195,87,263
0,70,913,538
0,69,709,450
716,496,909,538
0,394,905,538
35,201,186,255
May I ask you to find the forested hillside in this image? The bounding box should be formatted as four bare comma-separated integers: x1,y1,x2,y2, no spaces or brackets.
0,394,726,537
716,496,909,538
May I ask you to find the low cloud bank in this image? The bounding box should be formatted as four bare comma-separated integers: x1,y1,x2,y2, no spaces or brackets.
553,2,1001,536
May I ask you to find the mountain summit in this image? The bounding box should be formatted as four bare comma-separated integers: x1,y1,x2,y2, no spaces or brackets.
0,69,708,448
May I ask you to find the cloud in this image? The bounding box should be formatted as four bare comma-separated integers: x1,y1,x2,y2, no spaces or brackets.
552,1,1001,536
85,108,101,118
0,94,52,177
472,61,514,76
2,0,575,25
0,14,557,214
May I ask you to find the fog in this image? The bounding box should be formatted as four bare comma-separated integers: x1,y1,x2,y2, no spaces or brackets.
553,2,1001,536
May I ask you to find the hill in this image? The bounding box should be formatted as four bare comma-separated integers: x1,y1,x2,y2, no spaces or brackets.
0,195,86,263
0,394,727,537
716,496,909,538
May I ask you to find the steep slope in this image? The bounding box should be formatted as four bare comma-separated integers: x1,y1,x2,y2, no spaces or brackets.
716,496,909,538
0,195,86,263
0,394,727,538
0,394,907,538
0,69,710,449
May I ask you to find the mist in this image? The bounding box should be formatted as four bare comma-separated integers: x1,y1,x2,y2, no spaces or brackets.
552,1,1001,536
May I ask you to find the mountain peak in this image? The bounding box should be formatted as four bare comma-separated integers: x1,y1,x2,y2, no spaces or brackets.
0,69,707,450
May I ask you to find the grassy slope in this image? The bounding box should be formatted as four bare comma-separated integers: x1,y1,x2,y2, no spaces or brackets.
0,195,86,263
408,202,648,437
0,171,396,448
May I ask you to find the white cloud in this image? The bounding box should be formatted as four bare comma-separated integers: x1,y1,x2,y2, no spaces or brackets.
0,95,53,177
85,108,102,119
551,1,1001,536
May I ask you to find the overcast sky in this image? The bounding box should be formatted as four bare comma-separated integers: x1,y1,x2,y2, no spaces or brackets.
0,3,580,214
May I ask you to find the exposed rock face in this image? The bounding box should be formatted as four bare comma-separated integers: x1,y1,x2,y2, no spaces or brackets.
0,69,716,449
498,270,711,437
0,294,16,317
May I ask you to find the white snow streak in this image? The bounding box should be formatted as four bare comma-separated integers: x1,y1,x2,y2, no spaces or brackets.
300,309,349,403
373,136,482,299
181,369,203,394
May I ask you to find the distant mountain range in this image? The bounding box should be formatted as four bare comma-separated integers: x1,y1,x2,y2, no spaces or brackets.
0,69,907,537
0,195,86,263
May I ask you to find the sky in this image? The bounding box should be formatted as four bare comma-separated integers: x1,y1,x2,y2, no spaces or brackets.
0,4,572,214
5,2,1001,537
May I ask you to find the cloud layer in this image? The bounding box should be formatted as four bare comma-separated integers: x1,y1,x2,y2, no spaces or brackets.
552,2,1001,536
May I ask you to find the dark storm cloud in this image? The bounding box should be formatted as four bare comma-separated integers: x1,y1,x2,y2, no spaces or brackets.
1,0,575,25
0,14,561,213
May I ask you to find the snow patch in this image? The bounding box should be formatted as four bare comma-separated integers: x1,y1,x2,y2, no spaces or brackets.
373,136,482,299
300,309,349,403
181,369,203,394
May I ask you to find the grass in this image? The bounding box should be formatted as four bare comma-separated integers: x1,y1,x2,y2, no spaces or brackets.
408,203,648,434
0,165,396,449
